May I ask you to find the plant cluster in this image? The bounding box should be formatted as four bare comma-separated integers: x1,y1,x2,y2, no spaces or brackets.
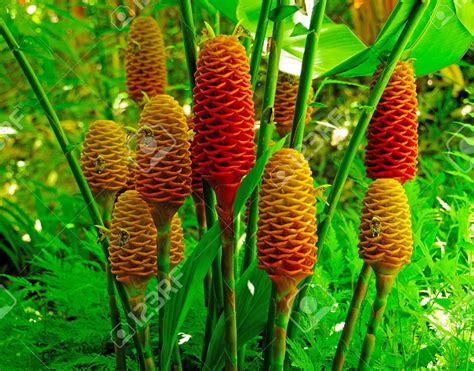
0,1,472,370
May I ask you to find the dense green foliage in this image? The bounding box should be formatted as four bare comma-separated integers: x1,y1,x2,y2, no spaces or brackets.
0,1,472,370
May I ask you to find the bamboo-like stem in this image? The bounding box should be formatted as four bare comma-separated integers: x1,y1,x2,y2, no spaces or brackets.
332,263,372,370
357,273,396,370
270,287,296,371
241,1,287,367
289,0,327,149
173,343,183,371
97,192,127,371
219,208,238,370
178,0,197,92
0,18,146,370
89,1,114,120
201,182,223,364
243,0,288,276
287,0,429,339
177,1,222,363
125,278,156,371
263,286,276,371
154,218,172,357
249,0,273,91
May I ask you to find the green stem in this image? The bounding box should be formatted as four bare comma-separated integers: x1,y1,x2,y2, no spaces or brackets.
243,0,288,275
270,287,296,371
286,0,429,339
156,219,172,357
89,1,114,120
220,210,238,370
178,0,197,92
173,342,183,371
0,18,146,370
97,193,127,371
249,0,273,91
214,11,220,35
289,0,327,149
332,263,372,371
125,280,156,371
263,286,276,371
357,273,396,370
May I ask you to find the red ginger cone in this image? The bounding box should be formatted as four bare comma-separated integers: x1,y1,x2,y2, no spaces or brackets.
80,120,128,194
193,34,256,370
365,61,418,184
274,73,313,138
193,35,256,212
126,16,167,103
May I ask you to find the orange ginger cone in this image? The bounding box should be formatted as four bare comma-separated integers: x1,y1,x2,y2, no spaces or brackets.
109,190,157,370
193,34,256,369
257,148,317,369
80,120,128,198
357,178,413,368
80,119,129,368
365,61,418,184
126,16,167,104
274,73,313,138
134,94,191,353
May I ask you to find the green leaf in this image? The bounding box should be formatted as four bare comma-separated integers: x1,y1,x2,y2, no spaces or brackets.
204,264,272,368
212,0,239,23
455,0,474,35
269,5,300,22
407,344,441,368
160,224,221,370
234,0,366,77
280,17,367,78
325,0,472,77
290,22,310,37
233,136,286,218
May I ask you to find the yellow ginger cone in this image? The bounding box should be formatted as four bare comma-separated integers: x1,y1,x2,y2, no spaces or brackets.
134,94,192,224
134,94,191,354
108,190,157,282
170,214,185,269
80,120,128,195
257,148,318,292
126,16,167,103
274,73,313,138
358,178,413,276
108,189,157,369
357,178,414,368
257,148,318,369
